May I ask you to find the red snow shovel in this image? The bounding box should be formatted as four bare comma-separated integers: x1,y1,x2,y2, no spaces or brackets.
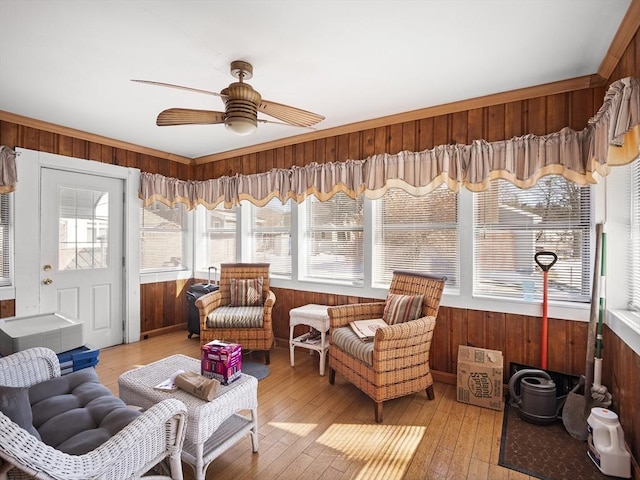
535,251,557,370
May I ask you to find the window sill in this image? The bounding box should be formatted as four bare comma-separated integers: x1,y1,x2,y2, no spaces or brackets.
0,286,15,302
140,270,192,285
607,309,640,356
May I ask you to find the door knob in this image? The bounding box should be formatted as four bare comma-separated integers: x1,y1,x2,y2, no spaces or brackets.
42,278,53,285
43,264,52,271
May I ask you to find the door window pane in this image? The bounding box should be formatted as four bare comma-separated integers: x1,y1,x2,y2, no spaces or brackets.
59,187,109,270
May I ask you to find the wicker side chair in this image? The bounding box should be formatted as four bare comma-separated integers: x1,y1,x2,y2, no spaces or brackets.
328,271,446,423
0,347,187,480
196,263,276,364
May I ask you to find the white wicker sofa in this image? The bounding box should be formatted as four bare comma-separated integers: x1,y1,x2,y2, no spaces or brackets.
0,347,187,480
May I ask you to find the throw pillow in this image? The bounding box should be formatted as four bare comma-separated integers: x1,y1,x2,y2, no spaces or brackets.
0,385,41,440
382,294,424,325
230,277,264,306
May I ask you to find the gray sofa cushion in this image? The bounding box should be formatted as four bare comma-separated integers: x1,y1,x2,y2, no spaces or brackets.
29,368,141,455
0,385,41,440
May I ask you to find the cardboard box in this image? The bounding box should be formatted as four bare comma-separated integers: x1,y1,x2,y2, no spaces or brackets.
457,345,504,410
201,340,242,385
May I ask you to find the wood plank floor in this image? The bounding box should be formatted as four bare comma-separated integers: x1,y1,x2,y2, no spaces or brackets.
96,330,533,480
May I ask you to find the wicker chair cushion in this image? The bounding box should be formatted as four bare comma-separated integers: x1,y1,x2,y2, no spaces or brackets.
206,305,264,328
29,368,141,455
332,326,375,366
0,385,41,440
230,277,264,306
382,293,424,325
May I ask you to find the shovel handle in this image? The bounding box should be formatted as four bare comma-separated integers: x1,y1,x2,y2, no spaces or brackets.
535,251,558,272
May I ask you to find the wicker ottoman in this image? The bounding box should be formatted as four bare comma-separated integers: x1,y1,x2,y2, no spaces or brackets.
118,354,258,480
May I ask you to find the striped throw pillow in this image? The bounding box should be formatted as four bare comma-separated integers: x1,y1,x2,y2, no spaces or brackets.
382,294,424,325
230,277,264,306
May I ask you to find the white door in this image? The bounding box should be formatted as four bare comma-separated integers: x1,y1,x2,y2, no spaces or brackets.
40,168,124,349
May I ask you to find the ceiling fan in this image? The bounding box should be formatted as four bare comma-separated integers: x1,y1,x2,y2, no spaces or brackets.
132,60,325,136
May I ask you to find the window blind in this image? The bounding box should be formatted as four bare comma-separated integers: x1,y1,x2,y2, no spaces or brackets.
0,193,10,287
304,193,364,283
250,198,291,277
630,160,640,311
473,176,591,302
373,186,458,288
201,204,237,269
140,202,187,272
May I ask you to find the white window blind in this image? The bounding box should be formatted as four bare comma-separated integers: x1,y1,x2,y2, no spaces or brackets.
140,202,187,272
0,193,11,287
473,176,591,302
304,193,364,284
373,186,458,288
249,198,291,277
630,159,640,311
200,204,237,269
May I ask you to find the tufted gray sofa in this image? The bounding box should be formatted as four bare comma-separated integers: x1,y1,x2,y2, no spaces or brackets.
0,347,187,480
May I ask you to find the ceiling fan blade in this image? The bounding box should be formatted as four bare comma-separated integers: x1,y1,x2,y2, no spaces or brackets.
258,99,324,127
257,118,317,130
156,108,225,126
131,79,225,98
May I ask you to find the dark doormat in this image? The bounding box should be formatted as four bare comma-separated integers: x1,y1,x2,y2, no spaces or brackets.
499,405,611,480
241,361,269,380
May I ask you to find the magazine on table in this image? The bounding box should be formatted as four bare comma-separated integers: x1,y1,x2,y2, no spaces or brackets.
350,318,387,342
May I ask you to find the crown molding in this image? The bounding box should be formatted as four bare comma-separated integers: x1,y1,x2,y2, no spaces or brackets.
598,0,640,80
0,110,192,165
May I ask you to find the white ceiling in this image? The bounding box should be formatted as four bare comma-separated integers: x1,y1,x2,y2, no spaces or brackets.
0,0,632,160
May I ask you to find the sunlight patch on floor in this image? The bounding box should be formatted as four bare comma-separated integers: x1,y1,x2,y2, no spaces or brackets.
316,423,426,480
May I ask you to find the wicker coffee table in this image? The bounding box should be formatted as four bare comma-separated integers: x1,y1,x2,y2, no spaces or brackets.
118,354,258,480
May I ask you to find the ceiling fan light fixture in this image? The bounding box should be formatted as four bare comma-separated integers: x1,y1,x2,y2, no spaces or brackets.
225,115,258,135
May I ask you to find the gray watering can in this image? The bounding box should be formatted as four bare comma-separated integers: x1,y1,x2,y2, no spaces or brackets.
508,369,567,425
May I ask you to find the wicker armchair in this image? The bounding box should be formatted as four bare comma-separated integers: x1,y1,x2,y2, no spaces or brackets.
328,271,446,422
0,347,187,480
196,263,276,364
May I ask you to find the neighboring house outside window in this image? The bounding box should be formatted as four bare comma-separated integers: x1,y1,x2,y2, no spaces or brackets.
140,202,187,272
372,186,459,289
473,175,592,302
247,198,292,278
302,192,364,284
197,203,238,270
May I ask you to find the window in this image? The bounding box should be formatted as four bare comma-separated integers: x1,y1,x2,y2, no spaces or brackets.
140,202,187,272
248,198,291,277
198,203,238,269
630,160,640,311
0,193,11,287
373,186,459,288
473,176,591,302
302,193,364,284
59,187,109,270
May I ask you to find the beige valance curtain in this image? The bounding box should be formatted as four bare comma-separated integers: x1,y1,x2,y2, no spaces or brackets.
140,76,640,210
0,147,18,194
